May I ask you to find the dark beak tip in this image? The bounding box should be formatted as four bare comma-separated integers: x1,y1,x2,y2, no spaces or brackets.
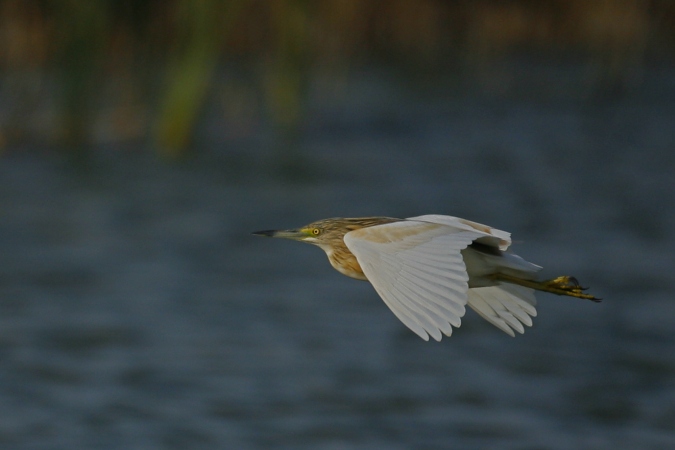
252,230,276,237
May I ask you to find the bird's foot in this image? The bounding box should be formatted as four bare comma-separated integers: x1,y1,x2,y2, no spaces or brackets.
489,273,601,302
543,276,601,302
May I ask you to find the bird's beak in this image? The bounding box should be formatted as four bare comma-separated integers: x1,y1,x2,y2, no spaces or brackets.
252,229,308,240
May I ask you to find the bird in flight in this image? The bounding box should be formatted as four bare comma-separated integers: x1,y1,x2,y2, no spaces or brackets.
253,215,599,341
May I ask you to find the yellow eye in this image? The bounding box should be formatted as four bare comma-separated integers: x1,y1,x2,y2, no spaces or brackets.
312,228,321,235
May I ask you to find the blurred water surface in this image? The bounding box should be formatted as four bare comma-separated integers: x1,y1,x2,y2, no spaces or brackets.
1,68,675,449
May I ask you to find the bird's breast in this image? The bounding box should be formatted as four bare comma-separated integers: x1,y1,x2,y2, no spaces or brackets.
325,247,368,281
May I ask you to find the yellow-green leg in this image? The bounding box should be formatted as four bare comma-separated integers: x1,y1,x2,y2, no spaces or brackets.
490,274,601,302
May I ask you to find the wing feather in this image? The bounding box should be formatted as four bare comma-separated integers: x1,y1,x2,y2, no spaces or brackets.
466,290,516,336
499,284,537,316
467,285,538,336
481,297,525,334
387,286,444,341
367,272,440,340
404,255,470,282
393,276,461,332
395,273,465,321
344,220,482,341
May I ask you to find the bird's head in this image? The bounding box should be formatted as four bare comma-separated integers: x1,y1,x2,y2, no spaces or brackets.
252,218,350,248
253,217,399,249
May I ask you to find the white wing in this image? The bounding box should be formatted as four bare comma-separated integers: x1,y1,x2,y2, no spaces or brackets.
411,215,540,336
407,214,512,250
467,285,537,336
344,220,483,341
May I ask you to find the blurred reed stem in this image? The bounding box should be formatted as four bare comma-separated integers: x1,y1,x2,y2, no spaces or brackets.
55,1,109,161
154,0,248,158
264,0,313,177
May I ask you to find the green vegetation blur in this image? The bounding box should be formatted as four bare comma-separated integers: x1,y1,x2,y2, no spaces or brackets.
0,0,672,158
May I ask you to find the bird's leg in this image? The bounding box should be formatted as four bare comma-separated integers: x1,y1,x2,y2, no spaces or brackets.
489,273,601,302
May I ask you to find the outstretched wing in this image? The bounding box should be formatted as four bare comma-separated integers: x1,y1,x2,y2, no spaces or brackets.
407,214,512,250
344,220,483,341
410,215,539,337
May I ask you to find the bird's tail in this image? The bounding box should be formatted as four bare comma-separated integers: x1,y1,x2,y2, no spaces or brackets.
490,273,601,302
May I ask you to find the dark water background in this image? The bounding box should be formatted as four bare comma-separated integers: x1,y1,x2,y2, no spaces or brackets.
1,68,675,449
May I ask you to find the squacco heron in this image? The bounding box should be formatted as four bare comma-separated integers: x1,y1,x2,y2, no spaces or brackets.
253,215,599,341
